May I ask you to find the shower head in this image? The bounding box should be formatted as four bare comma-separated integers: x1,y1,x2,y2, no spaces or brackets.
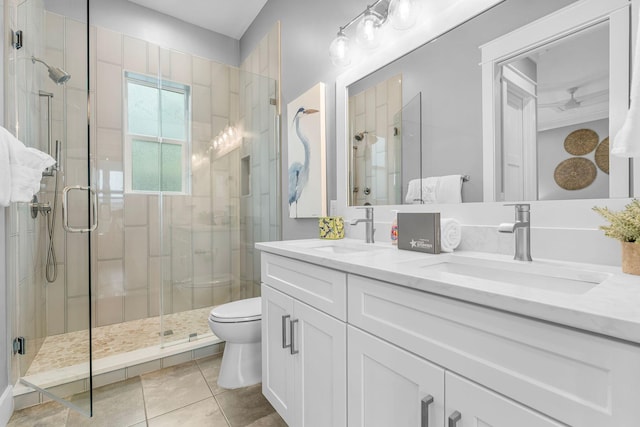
31,56,71,85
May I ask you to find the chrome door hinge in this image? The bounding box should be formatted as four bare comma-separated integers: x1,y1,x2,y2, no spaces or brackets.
13,337,25,355
12,30,22,50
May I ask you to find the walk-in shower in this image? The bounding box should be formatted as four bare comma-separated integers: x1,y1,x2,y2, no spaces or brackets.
6,0,281,417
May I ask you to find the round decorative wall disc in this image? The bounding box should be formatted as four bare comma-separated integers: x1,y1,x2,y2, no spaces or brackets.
554,157,597,190
595,137,609,174
564,129,599,155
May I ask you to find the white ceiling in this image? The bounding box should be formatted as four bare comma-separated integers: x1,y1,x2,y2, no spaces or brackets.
127,0,268,40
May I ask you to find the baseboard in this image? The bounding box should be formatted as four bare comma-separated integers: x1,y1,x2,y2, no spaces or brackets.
0,385,13,426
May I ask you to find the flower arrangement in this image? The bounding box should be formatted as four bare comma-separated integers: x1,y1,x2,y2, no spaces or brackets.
593,200,640,275
592,199,640,243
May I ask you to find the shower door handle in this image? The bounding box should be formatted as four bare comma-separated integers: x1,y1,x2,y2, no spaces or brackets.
62,185,98,233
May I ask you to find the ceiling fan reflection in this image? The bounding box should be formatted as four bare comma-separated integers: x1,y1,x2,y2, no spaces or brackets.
539,86,608,111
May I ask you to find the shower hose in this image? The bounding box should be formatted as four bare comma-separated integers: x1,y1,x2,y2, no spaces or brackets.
45,168,59,283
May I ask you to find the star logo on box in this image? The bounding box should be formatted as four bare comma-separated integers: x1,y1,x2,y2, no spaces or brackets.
409,239,432,250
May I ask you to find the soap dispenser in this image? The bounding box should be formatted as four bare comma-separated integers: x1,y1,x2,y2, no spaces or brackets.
390,210,399,245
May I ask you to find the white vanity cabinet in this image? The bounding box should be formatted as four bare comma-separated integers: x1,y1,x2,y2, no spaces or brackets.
444,373,563,427
348,327,563,427
259,250,640,427
348,274,640,427
261,253,347,427
347,326,446,427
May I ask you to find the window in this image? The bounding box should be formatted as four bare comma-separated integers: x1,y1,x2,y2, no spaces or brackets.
124,71,191,193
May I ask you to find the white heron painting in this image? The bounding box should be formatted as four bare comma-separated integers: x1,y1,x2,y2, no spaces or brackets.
287,82,327,218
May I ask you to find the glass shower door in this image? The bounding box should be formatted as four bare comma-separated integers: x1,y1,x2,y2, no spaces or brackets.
161,66,280,344
9,0,94,417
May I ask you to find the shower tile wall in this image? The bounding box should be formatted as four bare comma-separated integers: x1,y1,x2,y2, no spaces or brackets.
43,11,242,333
349,74,402,206
239,23,281,298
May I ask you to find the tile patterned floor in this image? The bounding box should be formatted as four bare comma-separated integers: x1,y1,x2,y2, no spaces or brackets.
27,307,215,375
9,354,287,427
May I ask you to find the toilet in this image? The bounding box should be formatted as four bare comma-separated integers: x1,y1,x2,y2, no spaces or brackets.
208,297,262,389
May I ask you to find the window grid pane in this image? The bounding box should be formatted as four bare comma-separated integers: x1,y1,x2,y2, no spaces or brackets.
127,82,159,137
161,89,187,141
125,71,190,194
131,139,160,191
161,143,183,192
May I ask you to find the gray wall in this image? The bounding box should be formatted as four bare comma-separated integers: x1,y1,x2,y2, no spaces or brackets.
240,0,365,239
44,0,240,66
241,0,578,235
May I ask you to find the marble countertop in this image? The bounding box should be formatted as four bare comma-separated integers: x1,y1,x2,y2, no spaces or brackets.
256,238,640,345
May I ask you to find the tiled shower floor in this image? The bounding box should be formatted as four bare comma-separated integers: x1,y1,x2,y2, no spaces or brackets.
26,307,215,376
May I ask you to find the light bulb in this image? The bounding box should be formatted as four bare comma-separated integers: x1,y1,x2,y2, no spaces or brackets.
356,10,382,49
329,30,351,67
388,0,417,30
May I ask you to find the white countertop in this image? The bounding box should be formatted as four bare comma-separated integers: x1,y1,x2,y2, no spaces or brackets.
256,238,640,345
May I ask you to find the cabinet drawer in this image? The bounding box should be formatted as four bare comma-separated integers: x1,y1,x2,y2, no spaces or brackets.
261,253,347,320
348,274,640,427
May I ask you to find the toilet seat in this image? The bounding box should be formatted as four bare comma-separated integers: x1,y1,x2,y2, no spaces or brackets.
209,297,261,323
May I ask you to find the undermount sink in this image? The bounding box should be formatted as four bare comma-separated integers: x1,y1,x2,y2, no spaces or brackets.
293,240,386,255
416,257,611,295
312,245,371,254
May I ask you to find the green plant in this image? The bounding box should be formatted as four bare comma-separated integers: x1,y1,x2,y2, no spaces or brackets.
593,200,640,243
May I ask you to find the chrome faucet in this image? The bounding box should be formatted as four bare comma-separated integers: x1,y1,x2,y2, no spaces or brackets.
350,206,375,243
498,204,532,261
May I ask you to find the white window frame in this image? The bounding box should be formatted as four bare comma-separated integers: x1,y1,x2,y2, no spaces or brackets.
123,71,192,195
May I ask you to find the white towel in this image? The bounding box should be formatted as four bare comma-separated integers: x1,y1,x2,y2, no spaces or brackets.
440,218,462,252
0,126,55,207
405,178,438,204
405,176,464,204
405,179,422,203
612,6,640,157
434,174,463,204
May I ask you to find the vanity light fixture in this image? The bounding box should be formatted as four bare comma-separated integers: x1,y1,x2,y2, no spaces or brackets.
329,29,351,67
329,0,418,67
388,0,417,30
356,6,384,49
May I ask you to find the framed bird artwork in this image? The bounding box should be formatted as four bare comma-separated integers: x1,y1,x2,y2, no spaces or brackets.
286,82,327,218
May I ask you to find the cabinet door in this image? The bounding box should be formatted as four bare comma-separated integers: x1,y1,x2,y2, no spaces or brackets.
445,372,563,427
261,284,295,425
293,300,347,427
348,326,445,427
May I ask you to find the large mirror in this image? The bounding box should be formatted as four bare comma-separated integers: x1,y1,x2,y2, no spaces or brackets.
346,0,631,206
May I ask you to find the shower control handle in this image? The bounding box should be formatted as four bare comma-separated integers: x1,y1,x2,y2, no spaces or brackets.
281,315,291,349
290,318,299,355
62,186,98,233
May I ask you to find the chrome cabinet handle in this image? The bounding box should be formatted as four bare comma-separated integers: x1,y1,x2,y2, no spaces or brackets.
421,395,434,427
281,315,291,349
62,186,98,233
448,411,461,427
290,318,299,355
